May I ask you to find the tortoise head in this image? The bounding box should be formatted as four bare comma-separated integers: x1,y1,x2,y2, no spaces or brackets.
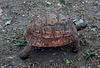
75,21,87,31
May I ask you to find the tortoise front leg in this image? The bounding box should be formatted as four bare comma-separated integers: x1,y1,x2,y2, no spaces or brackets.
72,38,80,53
19,44,35,59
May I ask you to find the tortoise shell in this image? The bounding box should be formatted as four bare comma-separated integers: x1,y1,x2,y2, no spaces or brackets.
24,14,78,47
19,13,87,59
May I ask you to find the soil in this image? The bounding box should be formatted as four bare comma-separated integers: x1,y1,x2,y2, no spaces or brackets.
0,0,100,68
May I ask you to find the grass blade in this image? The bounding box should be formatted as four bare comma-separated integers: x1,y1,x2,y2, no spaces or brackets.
83,53,95,66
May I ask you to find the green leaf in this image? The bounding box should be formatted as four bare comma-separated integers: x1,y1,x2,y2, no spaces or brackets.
59,0,65,5
66,59,70,64
83,53,95,66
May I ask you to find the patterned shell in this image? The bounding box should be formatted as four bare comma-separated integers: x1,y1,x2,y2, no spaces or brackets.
24,14,78,47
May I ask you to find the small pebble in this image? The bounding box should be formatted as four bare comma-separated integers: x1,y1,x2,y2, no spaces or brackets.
5,14,7,16
78,58,81,61
74,19,84,25
37,15,40,18
57,3,62,6
7,65,13,68
7,56,14,59
52,53,56,55
22,14,25,17
41,49,44,51
82,53,86,57
97,56,100,59
7,40,10,43
1,66,4,68
95,53,98,56
4,65,7,66
90,49,94,51
91,28,96,31
45,1,52,5
5,21,11,25
22,65,25,68
28,66,31,68
97,65,100,68
49,60,53,62
95,1,100,5
32,64,34,67
64,53,67,55
2,29,6,33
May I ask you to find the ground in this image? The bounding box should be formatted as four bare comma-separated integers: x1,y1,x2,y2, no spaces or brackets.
0,0,100,68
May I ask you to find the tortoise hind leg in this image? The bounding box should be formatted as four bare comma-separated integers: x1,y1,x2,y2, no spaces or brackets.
72,38,80,53
19,44,35,59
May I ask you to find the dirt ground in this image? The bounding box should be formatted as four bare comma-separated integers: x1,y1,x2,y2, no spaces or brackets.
0,0,100,68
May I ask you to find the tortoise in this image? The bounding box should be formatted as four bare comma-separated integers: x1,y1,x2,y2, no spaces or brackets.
19,13,87,59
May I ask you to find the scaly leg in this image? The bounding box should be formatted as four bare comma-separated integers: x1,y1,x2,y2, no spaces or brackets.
72,38,79,53
19,44,35,59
